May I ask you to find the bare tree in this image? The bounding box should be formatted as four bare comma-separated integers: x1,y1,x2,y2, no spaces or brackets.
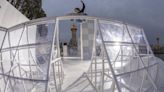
7,0,46,20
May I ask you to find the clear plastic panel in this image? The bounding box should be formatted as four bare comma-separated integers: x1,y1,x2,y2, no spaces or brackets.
98,19,158,92
0,21,56,92
0,17,159,92
10,27,25,47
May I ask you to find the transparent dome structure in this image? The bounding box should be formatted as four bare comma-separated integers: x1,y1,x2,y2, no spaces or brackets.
0,15,159,92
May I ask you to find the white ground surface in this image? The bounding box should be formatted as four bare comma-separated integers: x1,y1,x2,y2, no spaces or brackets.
60,57,164,92
155,57,164,92
62,59,91,90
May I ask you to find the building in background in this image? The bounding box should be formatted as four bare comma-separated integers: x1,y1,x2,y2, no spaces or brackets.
151,37,164,60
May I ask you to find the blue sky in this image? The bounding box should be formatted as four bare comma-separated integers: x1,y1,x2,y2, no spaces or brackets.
42,0,164,45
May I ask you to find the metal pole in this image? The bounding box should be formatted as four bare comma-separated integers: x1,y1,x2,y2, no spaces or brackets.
80,23,83,60
97,19,121,92
45,18,57,92
85,73,99,92
125,24,158,92
0,30,7,89
26,25,33,79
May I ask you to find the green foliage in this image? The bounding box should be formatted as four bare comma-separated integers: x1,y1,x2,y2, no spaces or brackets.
7,0,46,20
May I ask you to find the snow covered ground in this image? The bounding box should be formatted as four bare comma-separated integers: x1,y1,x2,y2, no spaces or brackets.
155,57,164,92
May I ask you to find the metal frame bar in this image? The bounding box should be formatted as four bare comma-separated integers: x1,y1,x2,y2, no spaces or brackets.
125,24,158,91
45,18,57,92
97,19,122,92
